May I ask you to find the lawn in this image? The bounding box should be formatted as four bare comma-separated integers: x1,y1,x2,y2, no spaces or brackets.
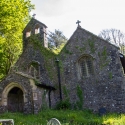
0,109,125,125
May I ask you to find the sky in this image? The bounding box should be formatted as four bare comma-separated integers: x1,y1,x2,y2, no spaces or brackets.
30,0,125,39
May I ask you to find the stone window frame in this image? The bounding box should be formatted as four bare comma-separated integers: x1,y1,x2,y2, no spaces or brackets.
1,82,26,107
28,61,40,79
25,27,31,38
78,55,94,79
34,23,40,34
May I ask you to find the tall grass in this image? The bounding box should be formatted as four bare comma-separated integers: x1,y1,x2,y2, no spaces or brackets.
0,109,125,125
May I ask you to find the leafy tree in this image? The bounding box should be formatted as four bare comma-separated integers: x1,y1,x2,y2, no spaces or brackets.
98,29,125,54
0,0,34,80
51,43,65,55
48,29,67,49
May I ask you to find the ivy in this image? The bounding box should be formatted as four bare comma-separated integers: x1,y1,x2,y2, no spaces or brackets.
99,47,110,69
63,85,69,98
58,60,64,73
56,85,71,110
76,85,84,110
102,47,107,60
79,47,86,52
88,39,96,53
109,72,113,79
63,46,73,55
75,46,79,49
28,34,57,82
73,45,86,53
34,79,40,85
13,66,19,72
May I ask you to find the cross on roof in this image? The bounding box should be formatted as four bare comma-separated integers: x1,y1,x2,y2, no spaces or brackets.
76,20,81,27
32,14,36,18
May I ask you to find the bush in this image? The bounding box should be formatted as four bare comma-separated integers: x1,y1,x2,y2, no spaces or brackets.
56,99,71,110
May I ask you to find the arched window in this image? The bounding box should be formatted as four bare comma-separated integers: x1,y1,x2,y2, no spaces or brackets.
29,61,40,79
26,28,31,38
35,24,40,34
78,55,94,78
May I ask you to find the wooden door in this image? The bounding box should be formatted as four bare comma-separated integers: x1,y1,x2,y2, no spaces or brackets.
8,87,23,112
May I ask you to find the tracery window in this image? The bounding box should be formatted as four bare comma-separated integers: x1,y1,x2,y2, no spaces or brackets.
78,56,94,78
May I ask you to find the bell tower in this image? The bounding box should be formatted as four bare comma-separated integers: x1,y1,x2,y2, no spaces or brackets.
23,17,48,50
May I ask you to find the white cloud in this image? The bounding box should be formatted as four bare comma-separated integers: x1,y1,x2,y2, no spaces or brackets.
31,0,125,38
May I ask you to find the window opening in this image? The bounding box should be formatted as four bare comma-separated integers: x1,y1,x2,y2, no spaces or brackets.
26,28,31,38
29,61,40,79
35,24,40,34
79,56,94,78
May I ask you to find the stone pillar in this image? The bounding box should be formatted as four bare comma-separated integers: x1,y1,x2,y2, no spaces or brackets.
29,79,39,114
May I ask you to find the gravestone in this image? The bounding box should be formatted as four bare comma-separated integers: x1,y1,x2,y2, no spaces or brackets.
47,118,61,125
98,107,107,116
0,119,14,125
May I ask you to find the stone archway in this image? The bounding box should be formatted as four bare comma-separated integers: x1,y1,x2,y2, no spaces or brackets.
2,82,26,113
8,87,23,112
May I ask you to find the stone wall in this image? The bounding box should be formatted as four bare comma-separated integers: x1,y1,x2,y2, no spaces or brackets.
0,38,58,114
59,27,125,113
0,73,33,114
1,18,125,114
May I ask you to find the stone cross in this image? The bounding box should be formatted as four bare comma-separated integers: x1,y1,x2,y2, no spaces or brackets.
76,20,81,27
32,14,36,18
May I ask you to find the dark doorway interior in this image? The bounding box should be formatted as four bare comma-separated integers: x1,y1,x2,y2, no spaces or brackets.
8,87,23,112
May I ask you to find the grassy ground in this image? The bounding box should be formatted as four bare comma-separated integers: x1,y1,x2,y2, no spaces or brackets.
0,109,125,125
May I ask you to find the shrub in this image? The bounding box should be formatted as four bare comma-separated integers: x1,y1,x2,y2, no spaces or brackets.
56,99,71,110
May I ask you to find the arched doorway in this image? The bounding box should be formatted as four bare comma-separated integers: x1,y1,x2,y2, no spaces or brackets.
8,87,24,112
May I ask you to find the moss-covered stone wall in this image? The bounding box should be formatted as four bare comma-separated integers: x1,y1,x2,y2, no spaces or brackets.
58,27,125,113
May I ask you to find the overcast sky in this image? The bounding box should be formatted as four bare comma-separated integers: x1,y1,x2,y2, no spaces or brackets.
30,0,125,39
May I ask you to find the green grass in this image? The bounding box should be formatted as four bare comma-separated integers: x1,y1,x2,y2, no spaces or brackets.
0,109,125,125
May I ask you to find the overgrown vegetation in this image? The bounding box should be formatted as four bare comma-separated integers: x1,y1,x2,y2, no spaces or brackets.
56,86,71,110
109,72,113,80
56,100,71,110
98,46,110,69
0,109,125,125
56,85,84,110
88,38,96,53
75,85,84,110
29,34,57,82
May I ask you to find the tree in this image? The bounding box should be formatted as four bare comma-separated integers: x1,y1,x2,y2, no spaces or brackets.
0,0,34,80
48,29,67,49
98,29,125,54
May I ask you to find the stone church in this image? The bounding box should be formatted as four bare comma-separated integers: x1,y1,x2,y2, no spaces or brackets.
0,18,125,114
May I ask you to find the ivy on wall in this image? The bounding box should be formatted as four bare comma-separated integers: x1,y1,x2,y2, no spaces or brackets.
88,39,96,53
75,85,84,109
98,47,110,70
28,34,57,83
109,72,113,80
55,85,71,110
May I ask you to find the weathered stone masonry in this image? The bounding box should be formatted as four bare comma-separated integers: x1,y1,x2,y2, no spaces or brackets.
0,18,125,114
59,27,125,113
